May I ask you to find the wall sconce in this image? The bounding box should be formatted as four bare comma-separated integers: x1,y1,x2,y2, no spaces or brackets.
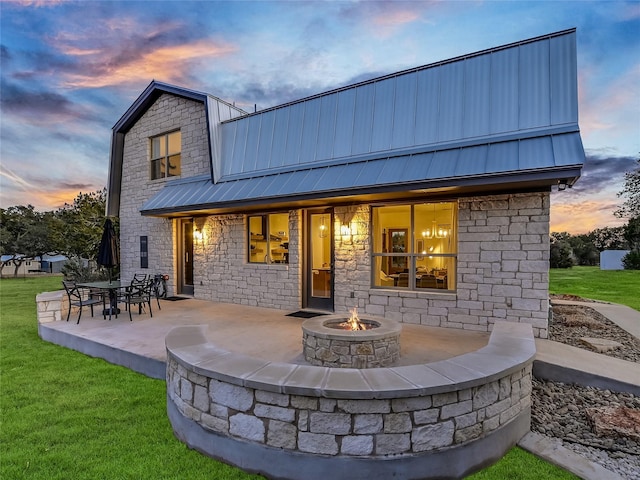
340,223,351,237
193,227,204,243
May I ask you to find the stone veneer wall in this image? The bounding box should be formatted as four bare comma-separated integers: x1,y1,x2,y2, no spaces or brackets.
333,192,550,338
119,93,210,292
168,360,532,456
36,290,65,323
193,211,301,310
165,322,534,479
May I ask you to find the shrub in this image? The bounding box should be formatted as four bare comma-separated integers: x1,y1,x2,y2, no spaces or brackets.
61,256,111,281
550,241,574,268
622,250,640,270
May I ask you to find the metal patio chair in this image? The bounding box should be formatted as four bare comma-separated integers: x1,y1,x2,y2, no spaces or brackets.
124,278,154,321
62,280,105,324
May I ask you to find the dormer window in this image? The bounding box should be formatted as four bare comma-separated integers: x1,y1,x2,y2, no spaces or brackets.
150,130,181,180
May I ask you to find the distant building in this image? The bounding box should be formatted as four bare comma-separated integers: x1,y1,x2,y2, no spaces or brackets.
600,250,630,270
107,29,585,338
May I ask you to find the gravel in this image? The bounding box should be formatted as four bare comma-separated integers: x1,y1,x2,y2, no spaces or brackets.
529,300,640,479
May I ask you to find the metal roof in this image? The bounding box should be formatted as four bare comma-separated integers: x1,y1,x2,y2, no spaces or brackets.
140,131,583,216
215,29,579,182
106,30,585,217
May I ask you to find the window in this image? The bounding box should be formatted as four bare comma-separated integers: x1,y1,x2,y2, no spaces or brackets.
372,202,457,290
248,213,289,264
150,131,181,180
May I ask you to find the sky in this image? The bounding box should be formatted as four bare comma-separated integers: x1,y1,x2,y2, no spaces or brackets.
1,0,638,234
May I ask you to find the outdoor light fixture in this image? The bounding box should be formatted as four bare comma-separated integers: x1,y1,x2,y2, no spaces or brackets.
193,227,203,243
340,222,351,237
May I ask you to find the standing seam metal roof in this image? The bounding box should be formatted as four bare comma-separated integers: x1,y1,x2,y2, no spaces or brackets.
130,29,584,216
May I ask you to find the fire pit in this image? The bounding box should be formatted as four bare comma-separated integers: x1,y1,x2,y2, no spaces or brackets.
302,309,401,368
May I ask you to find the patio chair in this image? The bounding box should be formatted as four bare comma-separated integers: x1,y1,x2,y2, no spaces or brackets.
151,274,164,310
124,278,154,321
62,280,105,324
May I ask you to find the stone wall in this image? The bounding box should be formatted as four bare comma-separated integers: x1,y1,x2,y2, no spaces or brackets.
193,211,301,310
333,193,550,338
169,360,531,456
36,290,65,323
119,93,209,292
165,322,534,479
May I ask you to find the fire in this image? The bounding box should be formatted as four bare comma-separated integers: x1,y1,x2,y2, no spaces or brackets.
347,308,364,331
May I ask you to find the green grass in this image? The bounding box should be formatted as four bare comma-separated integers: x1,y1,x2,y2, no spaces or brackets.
550,266,640,311
0,277,261,480
0,276,576,479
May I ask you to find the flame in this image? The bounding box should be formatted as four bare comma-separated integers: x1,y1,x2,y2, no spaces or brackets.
348,308,364,331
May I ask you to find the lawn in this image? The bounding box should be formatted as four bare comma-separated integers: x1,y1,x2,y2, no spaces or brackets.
549,266,640,311
0,276,577,479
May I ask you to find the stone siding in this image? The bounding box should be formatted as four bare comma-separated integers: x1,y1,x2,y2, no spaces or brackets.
333,193,550,338
36,290,65,323
193,212,301,310
119,93,209,292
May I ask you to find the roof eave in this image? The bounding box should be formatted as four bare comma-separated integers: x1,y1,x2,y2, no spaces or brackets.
140,165,581,217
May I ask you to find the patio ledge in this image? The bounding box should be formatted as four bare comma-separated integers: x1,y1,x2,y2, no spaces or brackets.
165,321,535,478
165,321,535,399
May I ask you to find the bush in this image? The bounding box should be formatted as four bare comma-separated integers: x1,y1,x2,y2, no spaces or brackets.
550,241,574,268
622,250,640,270
61,256,111,281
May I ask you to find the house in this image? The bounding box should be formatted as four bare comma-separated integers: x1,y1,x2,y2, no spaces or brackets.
107,29,584,338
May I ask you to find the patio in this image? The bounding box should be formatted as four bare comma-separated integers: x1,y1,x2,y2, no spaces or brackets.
37,292,535,479
38,295,491,373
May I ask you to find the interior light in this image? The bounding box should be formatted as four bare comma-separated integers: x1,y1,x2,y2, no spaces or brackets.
319,215,328,238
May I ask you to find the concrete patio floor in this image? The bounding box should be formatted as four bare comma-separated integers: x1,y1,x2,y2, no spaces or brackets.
43,297,490,368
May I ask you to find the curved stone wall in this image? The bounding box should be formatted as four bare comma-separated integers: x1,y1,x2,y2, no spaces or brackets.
166,321,535,480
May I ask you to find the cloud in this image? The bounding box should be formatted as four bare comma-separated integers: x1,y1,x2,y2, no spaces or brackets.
0,80,96,125
550,199,626,234
339,1,433,38
566,152,637,197
0,163,101,210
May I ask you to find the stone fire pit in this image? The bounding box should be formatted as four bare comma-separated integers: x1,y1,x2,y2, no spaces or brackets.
302,313,401,368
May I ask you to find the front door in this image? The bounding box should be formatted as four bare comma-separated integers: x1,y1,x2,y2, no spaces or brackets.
179,219,194,296
305,209,334,311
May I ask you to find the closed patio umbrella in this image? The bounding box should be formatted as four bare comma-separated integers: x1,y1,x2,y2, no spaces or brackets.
97,218,119,283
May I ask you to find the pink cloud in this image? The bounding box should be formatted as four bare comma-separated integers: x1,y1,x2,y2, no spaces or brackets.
60,39,237,89
550,199,626,234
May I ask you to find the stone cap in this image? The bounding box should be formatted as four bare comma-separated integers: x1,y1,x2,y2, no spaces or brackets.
166,321,535,399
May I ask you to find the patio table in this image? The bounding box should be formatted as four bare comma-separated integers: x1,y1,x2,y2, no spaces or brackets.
77,280,127,321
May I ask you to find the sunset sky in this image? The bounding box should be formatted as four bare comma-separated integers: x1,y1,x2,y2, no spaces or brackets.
1,1,638,234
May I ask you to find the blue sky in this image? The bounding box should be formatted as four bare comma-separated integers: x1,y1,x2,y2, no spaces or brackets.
1,0,638,233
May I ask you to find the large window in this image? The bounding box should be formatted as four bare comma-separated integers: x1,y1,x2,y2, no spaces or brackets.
150,130,181,180
248,213,289,264
372,202,457,290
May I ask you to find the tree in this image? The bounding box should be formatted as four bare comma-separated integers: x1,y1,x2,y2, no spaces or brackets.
0,206,60,277
549,234,574,268
588,226,628,251
0,189,109,277
615,157,640,219
621,216,640,269
568,234,599,266
55,190,108,260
